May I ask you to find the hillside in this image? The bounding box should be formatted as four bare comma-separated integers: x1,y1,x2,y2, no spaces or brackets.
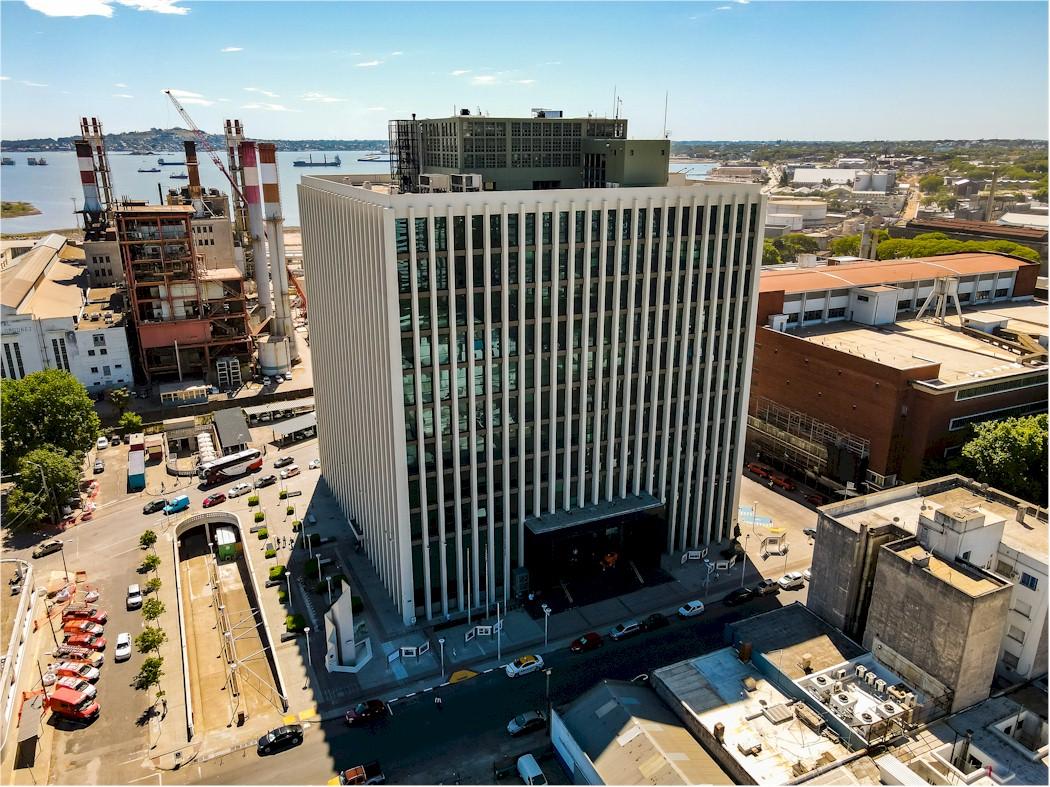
1,127,387,153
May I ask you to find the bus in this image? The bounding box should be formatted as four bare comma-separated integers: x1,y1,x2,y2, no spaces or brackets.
197,448,263,485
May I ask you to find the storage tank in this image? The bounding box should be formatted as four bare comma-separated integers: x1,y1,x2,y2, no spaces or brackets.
258,334,291,376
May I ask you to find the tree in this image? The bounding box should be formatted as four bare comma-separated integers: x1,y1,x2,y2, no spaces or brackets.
118,412,143,434
108,387,130,416
145,577,163,595
140,530,158,550
5,447,81,525
135,626,167,653
960,415,1048,505
772,233,819,263
134,656,164,691
876,235,1039,263
141,597,165,621
829,235,861,257
141,553,161,573
762,240,782,265
919,174,943,193
0,370,100,472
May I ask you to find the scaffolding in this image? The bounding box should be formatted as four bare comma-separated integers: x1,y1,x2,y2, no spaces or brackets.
388,118,421,194
749,397,870,475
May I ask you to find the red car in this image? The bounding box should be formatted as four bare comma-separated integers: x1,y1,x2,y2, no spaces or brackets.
345,700,388,726
805,493,827,507
62,607,108,625
570,632,604,653
63,621,104,637
65,633,106,651
202,493,226,508
746,462,771,479
770,475,797,492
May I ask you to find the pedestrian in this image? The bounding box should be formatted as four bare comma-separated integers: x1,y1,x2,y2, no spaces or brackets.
434,695,443,710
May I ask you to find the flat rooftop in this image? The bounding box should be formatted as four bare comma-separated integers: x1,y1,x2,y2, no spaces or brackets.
789,312,1046,384
889,542,1006,596
78,287,124,329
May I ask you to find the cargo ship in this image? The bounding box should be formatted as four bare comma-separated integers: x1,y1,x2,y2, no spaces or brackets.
293,154,341,167
157,158,185,166
169,172,189,179
27,157,48,165
138,167,161,173
1,157,14,165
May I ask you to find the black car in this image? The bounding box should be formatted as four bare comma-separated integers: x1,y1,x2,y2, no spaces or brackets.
142,499,167,515
255,474,278,489
344,700,388,726
641,612,669,632
803,527,817,538
274,456,295,468
257,724,303,755
723,587,755,607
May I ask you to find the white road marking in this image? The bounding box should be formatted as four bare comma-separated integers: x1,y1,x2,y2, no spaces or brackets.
128,772,161,784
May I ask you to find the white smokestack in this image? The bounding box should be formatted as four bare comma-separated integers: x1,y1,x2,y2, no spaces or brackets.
258,142,299,362
239,140,274,318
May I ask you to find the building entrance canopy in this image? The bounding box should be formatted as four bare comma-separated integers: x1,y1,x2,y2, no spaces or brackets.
524,493,663,537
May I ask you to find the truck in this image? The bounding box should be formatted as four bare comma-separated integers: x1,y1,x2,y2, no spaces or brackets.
48,685,100,721
336,761,386,785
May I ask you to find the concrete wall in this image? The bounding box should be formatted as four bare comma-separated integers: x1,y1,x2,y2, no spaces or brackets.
83,239,123,287
0,561,35,760
550,710,602,785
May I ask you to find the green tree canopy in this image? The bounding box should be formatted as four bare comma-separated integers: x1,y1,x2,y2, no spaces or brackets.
134,656,164,691
772,233,819,263
829,235,861,256
961,414,1048,505
919,174,943,193
1,370,100,471
141,553,161,573
135,626,167,653
762,239,782,265
108,387,130,415
140,530,158,549
5,446,81,525
118,411,143,434
877,235,1039,263
141,597,165,621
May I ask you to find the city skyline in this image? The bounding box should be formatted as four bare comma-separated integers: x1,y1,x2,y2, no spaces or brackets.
1,1,1047,141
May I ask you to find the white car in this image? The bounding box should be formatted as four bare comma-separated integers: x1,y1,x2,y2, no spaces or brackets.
56,675,97,698
228,482,252,498
677,600,706,618
802,568,812,582
284,372,293,382
505,654,545,678
280,465,301,479
114,632,133,662
96,436,109,451
778,571,805,590
308,459,320,470
126,584,143,610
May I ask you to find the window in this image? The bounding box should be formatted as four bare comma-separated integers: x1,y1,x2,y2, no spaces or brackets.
88,350,95,356
1014,599,1032,618
955,373,1045,400
1007,625,1026,644
803,309,823,322
1020,572,1038,591
51,338,70,371
90,366,99,374
100,348,108,356
1002,651,1020,671
3,342,25,379
93,334,106,347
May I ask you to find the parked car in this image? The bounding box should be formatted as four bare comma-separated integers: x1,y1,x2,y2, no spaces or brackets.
96,437,109,451
746,462,770,478
126,584,143,610
309,459,321,470
803,527,817,538
274,456,295,468
507,710,547,737
92,459,105,474
257,724,303,755
255,474,278,488
770,475,796,492
55,676,97,699
754,578,780,596
677,600,706,618
66,652,104,670
344,700,388,726
779,572,805,591
114,633,133,662
109,434,121,446
802,568,812,582
723,587,755,606
62,607,107,625
32,540,64,559
48,686,100,721
569,632,603,653
805,493,827,507
261,376,272,386
142,499,167,515
163,495,190,515
63,621,104,637
228,483,252,498
202,492,227,508
52,661,99,682
337,762,386,785
517,754,548,786
609,620,642,641
505,654,545,678
279,465,301,479
284,372,294,382
65,632,106,651
641,612,669,632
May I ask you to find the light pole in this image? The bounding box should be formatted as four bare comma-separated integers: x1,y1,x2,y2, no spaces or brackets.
752,500,758,534
545,668,553,731
58,543,70,583
542,603,551,647
286,571,293,609
303,626,312,689
496,602,501,662
315,554,321,580
740,534,751,589
326,575,333,605
438,637,446,679
46,608,59,647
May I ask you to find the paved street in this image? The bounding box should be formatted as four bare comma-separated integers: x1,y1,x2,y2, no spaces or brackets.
167,587,806,785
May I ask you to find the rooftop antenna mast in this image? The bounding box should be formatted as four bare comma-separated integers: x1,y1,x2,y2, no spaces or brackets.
612,85,617,118
662,91,669,139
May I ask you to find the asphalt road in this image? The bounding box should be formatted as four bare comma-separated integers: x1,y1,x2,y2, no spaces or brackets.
170,587,805,785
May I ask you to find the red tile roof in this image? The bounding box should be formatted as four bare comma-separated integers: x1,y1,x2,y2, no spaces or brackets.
759,253,1034,295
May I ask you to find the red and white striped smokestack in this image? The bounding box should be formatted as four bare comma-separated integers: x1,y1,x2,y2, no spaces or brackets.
239,140,273,318
75,140,103,218
258,143,299,360
183,140,202,203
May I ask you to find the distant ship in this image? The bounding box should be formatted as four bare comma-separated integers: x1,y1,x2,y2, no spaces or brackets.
158,158,185,166
138,167,162,173
357,153,393,162
27,157,47,166
293,154,341,167
1,157,14,166
169,172,189,179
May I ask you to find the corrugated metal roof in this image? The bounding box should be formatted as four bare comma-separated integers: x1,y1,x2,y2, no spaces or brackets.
760,252,1033,295
212,407,250,449
271,411,317,438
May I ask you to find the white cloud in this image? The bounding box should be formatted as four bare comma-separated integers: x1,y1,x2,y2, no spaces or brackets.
241,102,298,112
389,51,403,56
113,93,134,99
220,46,243,53
451,69,470,76
515,79,536,85
245,87,280,98
114,82,127,87
166,88,203,98
218,98,231,102
0,76,10,81
356,60,382,67
115,0,188,14
471,75,498,86
716,5,732,10
23,0,114,16
21,80,48,87
543,61,562,66
180,97,214,106
735,0,750,4
366,106,387,112
301,91,346,103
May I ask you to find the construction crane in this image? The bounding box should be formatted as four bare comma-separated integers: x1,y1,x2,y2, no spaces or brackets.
164,89,247,209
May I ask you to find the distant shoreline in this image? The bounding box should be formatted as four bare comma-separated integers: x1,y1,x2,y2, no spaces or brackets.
1,201,41,219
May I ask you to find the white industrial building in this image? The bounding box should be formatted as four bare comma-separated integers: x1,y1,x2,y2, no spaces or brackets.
300,149,766,624
0,234,133,391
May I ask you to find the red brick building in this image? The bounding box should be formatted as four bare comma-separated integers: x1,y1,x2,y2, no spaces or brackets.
749,253,1046,492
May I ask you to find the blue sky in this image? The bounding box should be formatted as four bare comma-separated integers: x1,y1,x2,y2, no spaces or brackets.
1,1,1047,140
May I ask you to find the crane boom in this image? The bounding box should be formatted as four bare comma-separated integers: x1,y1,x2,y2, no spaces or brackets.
164,89,247,208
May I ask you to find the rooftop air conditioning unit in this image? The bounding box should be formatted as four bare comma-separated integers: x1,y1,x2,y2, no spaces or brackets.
881,701,903,717
832,681,843,693
866,672,877,686
831,692,856,711
451,173,482,192
875,678,887,694
836,668,848,680
902,693,917,709
856,709,880,725
856,665,867,679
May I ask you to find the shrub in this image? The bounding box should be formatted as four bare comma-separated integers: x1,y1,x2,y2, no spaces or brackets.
277,588,288,603
265,548,276,559
291,520,301,532
279,490,288,500
139,530,158,549
268,565,287,581
254,511,265,523
141,553,161,573
285,614,306,633
257,527,268,539
145,577,162,595
248,495,259,507
286,505,294,515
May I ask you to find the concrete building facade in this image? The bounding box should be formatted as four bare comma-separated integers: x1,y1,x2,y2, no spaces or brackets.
300,166,765,623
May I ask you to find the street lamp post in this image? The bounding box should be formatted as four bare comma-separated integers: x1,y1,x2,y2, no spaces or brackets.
752,500,758,534
46,608,59,647
286,571,293,609
326,575,333,605
438,637,446,679
496,602,501,663
303,626,312,689
542,603,551,647
59,544,70,583
740,534,751,589
545,668,553,732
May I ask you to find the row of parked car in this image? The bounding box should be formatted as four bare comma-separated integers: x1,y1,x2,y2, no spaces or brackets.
745,462,828,507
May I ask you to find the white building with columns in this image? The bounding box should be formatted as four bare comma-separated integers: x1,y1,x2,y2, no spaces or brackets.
299,167,765,625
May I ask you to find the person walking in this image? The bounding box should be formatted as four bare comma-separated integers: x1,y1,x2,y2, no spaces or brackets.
434,695,443,710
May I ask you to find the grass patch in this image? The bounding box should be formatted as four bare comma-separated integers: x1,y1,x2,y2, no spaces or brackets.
248,495,260,507
269,565,287,580
264,548,276,559
254,511,265,523
257,527,268,539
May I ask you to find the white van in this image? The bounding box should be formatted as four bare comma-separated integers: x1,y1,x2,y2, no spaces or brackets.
516,754,547,786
